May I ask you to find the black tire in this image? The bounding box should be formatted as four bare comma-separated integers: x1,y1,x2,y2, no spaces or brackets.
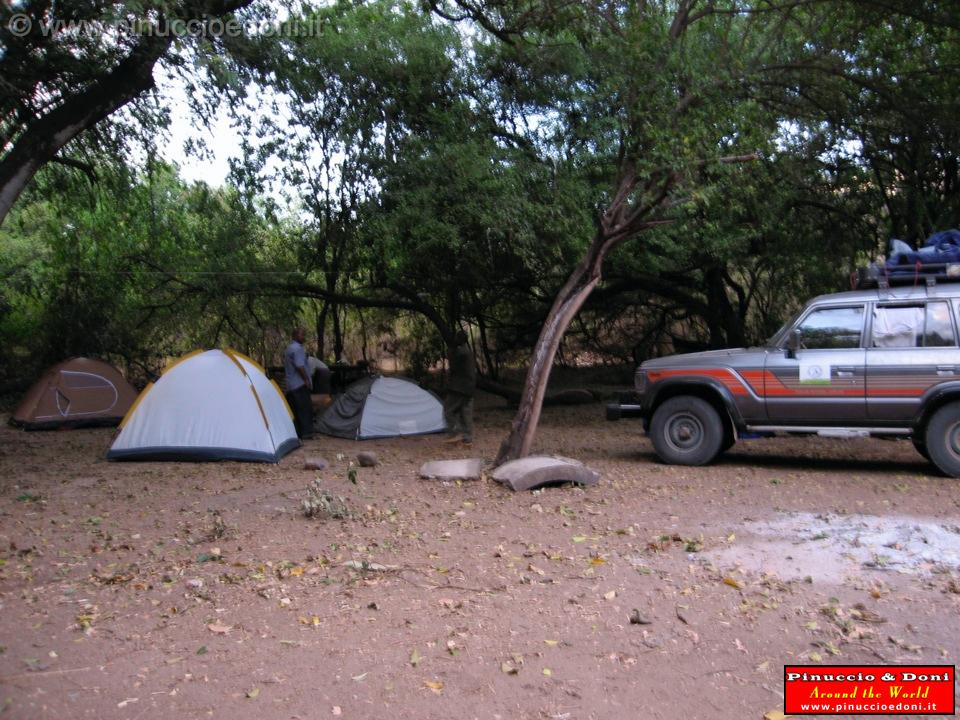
650,396,725,466
912,437,930,461
925,403,960,477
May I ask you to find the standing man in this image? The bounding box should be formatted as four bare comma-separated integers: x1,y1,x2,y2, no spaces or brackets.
284,327,313,439
443,330,476,445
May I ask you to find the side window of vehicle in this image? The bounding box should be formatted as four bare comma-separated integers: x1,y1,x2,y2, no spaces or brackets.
872,303,956,348
797,306,864,349
924,301,955,347
872,305,923,347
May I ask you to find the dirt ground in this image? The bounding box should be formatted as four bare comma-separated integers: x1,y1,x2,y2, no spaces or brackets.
2,395,959,720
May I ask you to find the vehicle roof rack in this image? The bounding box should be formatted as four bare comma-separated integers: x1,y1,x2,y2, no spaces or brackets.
853,262,960,290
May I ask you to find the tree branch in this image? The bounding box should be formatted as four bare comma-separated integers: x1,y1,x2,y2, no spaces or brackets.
51,156,98,184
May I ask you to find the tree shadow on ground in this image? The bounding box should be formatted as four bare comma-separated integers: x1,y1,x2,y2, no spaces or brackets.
715,451,934,476
614,447,937,477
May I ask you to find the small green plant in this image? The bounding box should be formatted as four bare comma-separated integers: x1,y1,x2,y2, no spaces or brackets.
302,479,349,519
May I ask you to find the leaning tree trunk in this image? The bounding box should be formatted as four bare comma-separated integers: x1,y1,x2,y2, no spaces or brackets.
495,236,609,464
495,173,650,465
494,153,757,465
495,167,660,464
495,162,700,464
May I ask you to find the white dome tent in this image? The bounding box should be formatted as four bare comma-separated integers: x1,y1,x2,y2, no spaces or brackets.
316,376,446,440
108,349,299,463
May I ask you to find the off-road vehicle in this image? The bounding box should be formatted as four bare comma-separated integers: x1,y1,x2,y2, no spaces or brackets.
608,279,960,477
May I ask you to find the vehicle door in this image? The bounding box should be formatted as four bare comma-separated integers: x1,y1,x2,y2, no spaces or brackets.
763,304,867,423
866,300,959,422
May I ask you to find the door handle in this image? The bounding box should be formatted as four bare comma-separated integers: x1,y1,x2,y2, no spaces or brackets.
836,367,855,377
937,365,956,376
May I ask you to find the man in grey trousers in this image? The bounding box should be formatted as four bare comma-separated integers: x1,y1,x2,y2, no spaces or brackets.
443,330,476,445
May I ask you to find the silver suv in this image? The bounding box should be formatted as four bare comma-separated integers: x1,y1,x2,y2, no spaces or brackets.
608,282,960,477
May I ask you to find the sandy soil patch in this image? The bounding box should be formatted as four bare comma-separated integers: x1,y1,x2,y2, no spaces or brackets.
1,397,959,719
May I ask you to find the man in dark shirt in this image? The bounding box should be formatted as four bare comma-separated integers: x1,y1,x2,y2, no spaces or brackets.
284,327,313,439
443,330,476,444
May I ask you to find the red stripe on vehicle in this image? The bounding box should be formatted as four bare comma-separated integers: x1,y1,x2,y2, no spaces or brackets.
646,368,749,395
866,387,925,397
650,367,931,399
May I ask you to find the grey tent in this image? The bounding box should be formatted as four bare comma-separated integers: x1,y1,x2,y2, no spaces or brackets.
316,376,446,439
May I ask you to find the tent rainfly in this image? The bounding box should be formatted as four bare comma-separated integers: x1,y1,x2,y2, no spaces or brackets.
11,357,138,430
316,376,446,440
107,349,299,463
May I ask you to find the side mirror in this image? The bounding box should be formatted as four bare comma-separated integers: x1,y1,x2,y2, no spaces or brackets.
785,329,801,359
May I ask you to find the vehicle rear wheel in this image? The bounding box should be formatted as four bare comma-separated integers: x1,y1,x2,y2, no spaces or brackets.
912,437,930,461
925,403,960,477
650,396,724,466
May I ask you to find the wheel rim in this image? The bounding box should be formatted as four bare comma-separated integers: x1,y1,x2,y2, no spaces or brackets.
948,421,960,460
665,412,704,453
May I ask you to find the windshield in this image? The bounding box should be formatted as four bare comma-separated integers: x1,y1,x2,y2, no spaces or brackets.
766,309,803,347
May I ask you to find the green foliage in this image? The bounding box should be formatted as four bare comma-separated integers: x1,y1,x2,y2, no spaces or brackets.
3,0,960,391
0,161,298,388
451,0,960,353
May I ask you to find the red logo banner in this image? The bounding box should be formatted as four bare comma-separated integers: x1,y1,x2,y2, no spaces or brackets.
784,665,955,715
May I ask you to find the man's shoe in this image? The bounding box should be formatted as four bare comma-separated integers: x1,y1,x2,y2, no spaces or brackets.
442,435,461,444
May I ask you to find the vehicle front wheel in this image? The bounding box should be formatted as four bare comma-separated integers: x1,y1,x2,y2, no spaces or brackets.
650,396,724,466
925,403,960,477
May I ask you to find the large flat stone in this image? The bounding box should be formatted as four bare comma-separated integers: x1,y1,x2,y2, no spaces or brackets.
491,456,600,492
419,458,483,481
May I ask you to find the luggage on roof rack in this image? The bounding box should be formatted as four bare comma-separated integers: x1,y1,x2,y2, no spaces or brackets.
853,230,960,289
854,261,960,289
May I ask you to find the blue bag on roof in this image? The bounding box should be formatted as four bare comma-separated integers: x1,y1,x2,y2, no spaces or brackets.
923,229,960,249
886,229,960,274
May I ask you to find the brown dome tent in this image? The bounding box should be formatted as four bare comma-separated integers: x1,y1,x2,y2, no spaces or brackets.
11,358,139,430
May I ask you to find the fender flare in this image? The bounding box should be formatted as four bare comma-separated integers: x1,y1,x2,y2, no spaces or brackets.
913,381,960,429
644,378,747,432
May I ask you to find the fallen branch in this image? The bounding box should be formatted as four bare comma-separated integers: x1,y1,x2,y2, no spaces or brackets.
0,666,93,682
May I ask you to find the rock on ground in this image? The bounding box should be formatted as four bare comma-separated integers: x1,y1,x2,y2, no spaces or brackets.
303,457,329,471
491,455,601,491
419,458,484,481
356,451,379,467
